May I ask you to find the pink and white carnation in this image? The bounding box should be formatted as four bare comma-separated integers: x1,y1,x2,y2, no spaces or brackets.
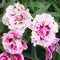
2,2,33,35
12,54,24,60
45,38,59,60
32,13,58,33
2,31,28,54
31,13,58,47
31,31,56,47
0,52,11,60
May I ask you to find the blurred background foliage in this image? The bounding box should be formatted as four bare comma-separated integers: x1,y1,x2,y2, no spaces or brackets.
0,0,60,60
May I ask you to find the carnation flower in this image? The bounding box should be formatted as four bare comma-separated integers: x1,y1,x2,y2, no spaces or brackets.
12,54,24,60
32,13,58,33
2,2,33,35
0,52,11,60
45,38,59,60
31,31,56,47
2,31,28,54
31,13,58,47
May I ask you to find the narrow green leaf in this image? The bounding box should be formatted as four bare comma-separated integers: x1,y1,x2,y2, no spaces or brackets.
2,0,6,7
33,2,45,8
46,11,60,18
34,3,51,15
0,0,6,8
57,44,60,55
57,54,60,60
0,3,2,8
28,2,43,8
51,1,60,14
0,37,5,52
30,0,35,12
6,0,16,5
54,18,60,29
23,0,28,8
31,46,40,60
52,51,58,60
23,53,34,60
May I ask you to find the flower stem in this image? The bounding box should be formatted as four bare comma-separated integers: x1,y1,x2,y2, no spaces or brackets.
31,45,40,60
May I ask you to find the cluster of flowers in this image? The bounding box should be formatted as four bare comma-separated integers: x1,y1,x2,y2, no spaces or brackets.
0,2,59,60
1,2,32,60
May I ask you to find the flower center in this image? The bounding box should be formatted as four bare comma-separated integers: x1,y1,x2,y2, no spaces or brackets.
36,23,50,40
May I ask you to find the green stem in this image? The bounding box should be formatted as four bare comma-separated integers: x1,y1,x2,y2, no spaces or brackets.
23,53,34,60
31,46,39,60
